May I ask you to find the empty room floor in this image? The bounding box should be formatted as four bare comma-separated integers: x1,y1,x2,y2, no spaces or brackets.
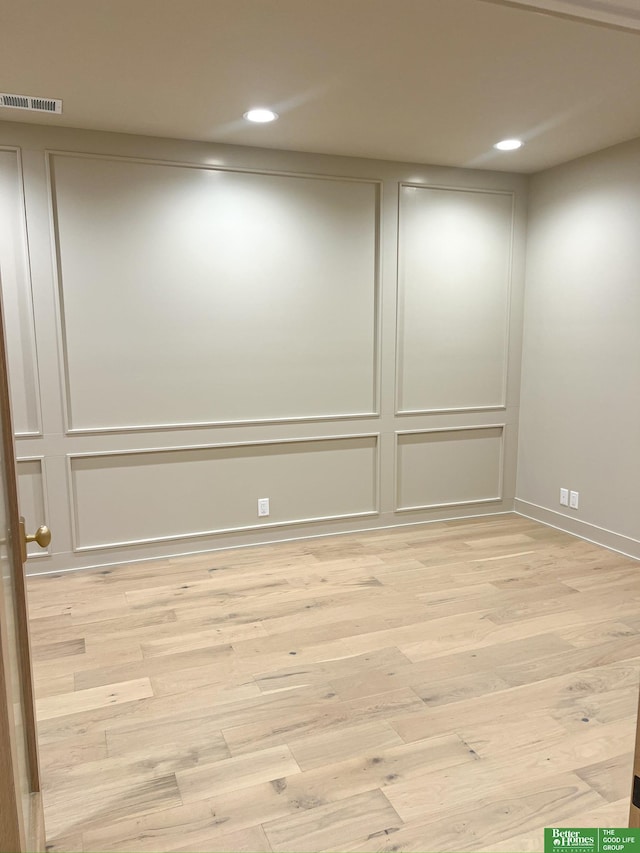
27,514,640,852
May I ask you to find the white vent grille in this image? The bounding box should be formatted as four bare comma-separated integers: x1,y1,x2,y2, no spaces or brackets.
0,93,62,114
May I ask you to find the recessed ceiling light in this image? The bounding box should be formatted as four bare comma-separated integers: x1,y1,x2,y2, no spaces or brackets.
243,108,278,123
494,139,524,151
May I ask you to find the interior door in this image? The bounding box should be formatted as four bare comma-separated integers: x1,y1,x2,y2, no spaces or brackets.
0,281,45,852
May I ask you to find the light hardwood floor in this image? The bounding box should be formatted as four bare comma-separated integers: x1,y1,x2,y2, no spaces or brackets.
26,514,640,852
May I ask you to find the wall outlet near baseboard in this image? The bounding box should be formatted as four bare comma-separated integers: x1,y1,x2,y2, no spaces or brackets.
258,497,270,517
569,490,579,510
560,488,569,506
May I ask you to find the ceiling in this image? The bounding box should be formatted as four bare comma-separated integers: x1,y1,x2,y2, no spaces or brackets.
1,0,640,173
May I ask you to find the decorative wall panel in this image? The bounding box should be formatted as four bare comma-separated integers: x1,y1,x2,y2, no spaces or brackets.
397,185,513,413
69,435,379,550
16,458,48,557
0,149,41,435
396,426,504,511
50,153,379,432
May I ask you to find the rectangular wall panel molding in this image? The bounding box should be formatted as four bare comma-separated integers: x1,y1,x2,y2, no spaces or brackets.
397,184,514,414
0,121,528,575
16,457,49,557
396,425,504,511
68,434,379,551
0,147,42,436
48,151,380,433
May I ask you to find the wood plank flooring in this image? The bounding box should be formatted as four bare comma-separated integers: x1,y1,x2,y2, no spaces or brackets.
26,515,640,852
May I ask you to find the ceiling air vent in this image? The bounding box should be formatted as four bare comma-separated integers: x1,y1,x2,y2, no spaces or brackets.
0,93,62,114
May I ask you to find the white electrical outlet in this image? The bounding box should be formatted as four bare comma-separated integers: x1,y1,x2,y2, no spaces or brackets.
257,497,270,517
569,490,579,510
560,488,569,507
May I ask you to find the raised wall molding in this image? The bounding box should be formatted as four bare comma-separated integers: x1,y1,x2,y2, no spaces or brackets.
0,146,43,437
67,433,380,552
395,424,505,512
47,150,382,434
395,184,515,416
16,456,50,557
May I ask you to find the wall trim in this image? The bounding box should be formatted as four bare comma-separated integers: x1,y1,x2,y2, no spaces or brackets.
396,405,507,417
64,411,380,436
394,183,515,416
396,497,503,513
16,455,50,558
0,145,44,437
394,424,505,512
46,149,382,434
26,509,515,577
44,147,386,184
72,509,380,554
514,498,640,562
66,432,380,553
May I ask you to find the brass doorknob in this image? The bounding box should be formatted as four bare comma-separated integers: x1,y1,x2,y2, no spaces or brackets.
25,525,51,549
18,517,51,562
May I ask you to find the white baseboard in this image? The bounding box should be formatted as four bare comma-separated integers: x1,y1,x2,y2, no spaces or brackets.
514,499,640,562
25,507,515,577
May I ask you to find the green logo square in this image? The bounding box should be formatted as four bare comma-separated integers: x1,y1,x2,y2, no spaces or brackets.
545,828,640,853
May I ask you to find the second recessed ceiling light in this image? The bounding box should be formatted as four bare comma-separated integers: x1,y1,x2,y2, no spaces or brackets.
244,108,278,123
494,139,524,151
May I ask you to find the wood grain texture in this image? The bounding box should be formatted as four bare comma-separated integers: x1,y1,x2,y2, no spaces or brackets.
629,682,640,827
0,270,41,849
36,678,154,722
27,515,640,851
0,596,24,851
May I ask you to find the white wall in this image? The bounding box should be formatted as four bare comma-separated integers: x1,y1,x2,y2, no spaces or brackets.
516,136,640,559
0,122,528,574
